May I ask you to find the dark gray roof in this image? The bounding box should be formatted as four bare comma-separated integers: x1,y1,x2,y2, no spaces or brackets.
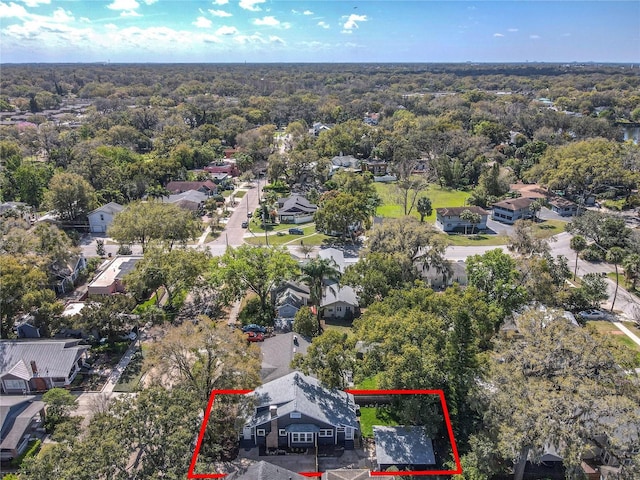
278,195,317,215
260,332,311,383
0,339,88,380
230,460,306,480
0,396,44,452
114,257,141,280
373,426,435,466
247,372,359,430
492,197,536,211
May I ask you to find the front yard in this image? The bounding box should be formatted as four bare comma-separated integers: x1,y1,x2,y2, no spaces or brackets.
374,183,470,221
586,320,640,366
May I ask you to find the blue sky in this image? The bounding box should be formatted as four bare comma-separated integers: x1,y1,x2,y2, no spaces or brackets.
1,1,638,63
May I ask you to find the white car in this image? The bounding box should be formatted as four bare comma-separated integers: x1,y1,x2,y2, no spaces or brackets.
578,309,608,320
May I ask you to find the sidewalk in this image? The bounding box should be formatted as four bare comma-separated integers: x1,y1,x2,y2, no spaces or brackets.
101,341,138,394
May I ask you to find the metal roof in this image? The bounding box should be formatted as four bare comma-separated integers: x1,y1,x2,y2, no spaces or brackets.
373,426,436,466
0,339,88,381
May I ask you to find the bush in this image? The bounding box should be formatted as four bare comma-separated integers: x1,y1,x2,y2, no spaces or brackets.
580,246,604,262
238,296,274,326
117,244,132,255
293,306,318,337
10,439,41,467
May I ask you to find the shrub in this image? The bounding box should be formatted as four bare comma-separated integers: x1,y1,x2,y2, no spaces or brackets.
10,439,41,467
238,296,274,326
580,246,604,262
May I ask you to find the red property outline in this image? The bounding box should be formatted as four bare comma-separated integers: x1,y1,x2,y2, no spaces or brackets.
188,388,462,478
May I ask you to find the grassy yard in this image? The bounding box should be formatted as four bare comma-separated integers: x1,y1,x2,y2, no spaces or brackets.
321,317,353,334
586,320,640,366
113,347,147,393
245,229,330,247
374,183,470,221
359,406,399,438
441,219,567,247
233,190,246,199
356,376,379,389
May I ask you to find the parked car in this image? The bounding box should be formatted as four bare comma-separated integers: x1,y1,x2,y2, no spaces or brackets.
241,221,249,228
246,332,265,342
578,309,608,320
242,324,267,334
289,228,304,235
247,212,253,218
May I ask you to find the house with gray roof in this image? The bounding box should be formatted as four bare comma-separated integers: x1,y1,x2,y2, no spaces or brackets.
491,197,537,224
241,372,360,451
321,284,359,320
227,460,306,480
318,248,358,274
88,202,124,233
260,332,311,383
271,281,311,323
0,339,89,394
435,206,489,233
163,190,208,213
373,426,436,471
277,195,317,224
0,395,45,461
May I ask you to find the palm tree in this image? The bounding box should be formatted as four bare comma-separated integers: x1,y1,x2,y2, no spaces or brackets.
569,235,587,280
606,247,626,312
623,253,640,291
300,257,341,333
417,197,433,223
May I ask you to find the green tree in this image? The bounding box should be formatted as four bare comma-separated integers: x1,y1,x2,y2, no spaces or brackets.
623,253,640,290
483,308,639,480
466,249,527,321
300,257,341,331
460,209,482,235
417,196,433,222
569,234,587,280
125,247,210,310
508,220,550,257
44,172,97,221
292,330,355,389
292,306,318,337
213,245,299,323
314,191,370,240
342,252,406,307
42,388,76,431
108,201,200,252
606,246,626,312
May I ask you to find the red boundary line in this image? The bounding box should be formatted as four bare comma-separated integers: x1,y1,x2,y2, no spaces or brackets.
188,388,462,478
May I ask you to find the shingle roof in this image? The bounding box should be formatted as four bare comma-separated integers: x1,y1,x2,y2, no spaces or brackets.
0,339,88,381
0,396,44,452
492,197,536,211
247,372,359,429
89,202,124,216
260,332,311,383
436,206,488,216
230,460,306,480
278,195,318,215
374,426,436,466
320,284,359,308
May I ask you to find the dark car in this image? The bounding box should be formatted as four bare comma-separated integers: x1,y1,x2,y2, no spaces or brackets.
242,324,267,334
241,221,249,228
246,332,265,342
247,212,253,218
289,228,304,235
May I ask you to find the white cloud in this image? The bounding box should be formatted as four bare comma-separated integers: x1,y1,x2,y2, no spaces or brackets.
1,2,30,17
508,28,518,32
121,10,141,17
342,13,367,32
268,35,284,45
530,34,540,39
19,0,50,7
291,9,298,14
52,7,74,22
107,0,139,11
216,25,238,35
212,0,228,4
303,10,313,15
209,9,231,17
493,33,504,37
234,33,266,44
79,17,91,23
142,0,157,4
317,21,329,29
239,0,264,12
193,16,212,28
253,15,278,26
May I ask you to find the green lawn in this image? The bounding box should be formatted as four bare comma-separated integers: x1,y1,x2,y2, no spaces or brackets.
374,183,470,221
245,226,330,246
356,376,378,389
586,320,640,367
322,317,353,333
441,219,567,247
113,348,147,393
233,190,246,199
359,406,399,438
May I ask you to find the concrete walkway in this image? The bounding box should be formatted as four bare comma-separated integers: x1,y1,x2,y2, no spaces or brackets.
613,321,640,347
101,341,138,394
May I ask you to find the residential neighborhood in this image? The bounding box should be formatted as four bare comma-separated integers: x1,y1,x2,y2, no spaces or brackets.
2,57,640,480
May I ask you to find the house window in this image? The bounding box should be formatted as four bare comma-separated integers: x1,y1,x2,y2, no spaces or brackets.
337,306,342,312
279,429,286,436
256,429,266,436
291,432,314,443
337,427,345,433
319,429,333,437
290,412,301,419
100,214,104,221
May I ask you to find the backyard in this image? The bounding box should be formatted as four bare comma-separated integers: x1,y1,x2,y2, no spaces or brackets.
375,183,470,221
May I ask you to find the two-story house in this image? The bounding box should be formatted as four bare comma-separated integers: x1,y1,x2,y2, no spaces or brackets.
240,372,360,451
435,206,489,233
491,197,536,224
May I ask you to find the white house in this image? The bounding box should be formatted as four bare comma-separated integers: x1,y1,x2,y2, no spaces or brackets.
320,284,359,320
491,197,536,224
88,202,124,233
435,206,489,233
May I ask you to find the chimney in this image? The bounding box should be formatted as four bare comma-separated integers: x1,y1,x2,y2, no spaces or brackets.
30,361,38,375
269,405,277,418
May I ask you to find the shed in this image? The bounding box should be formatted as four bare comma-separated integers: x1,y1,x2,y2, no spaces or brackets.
373,426,436,471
